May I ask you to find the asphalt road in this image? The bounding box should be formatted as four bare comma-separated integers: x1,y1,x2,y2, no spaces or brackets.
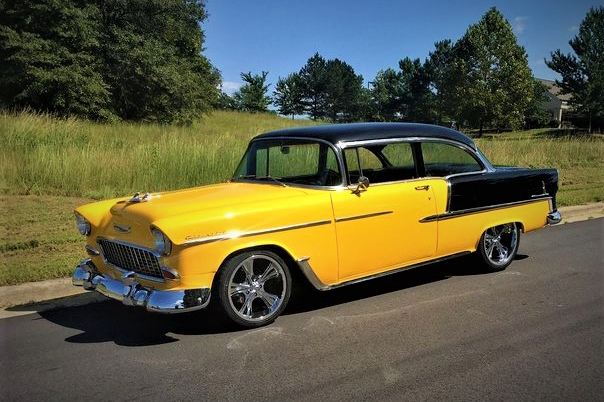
1,219,602,402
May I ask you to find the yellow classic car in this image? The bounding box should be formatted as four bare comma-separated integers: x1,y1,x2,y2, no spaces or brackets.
72,123,561,327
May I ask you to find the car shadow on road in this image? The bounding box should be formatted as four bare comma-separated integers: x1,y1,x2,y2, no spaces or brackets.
37,254,503,347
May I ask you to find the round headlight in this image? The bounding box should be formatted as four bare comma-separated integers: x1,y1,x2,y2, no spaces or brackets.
75,213,91,236
152,228,172,255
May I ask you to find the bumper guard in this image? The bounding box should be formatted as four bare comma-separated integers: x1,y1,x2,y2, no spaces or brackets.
72,259,210,313
547,210,562,225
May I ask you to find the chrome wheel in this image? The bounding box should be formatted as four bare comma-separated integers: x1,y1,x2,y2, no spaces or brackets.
227,254,287,323
483,223,518,267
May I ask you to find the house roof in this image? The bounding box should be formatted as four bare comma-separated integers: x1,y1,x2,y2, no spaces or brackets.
538,79,573,102
253,122,477,150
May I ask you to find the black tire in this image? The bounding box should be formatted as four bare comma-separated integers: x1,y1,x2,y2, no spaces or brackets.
215,250,292,328
476,222,520,271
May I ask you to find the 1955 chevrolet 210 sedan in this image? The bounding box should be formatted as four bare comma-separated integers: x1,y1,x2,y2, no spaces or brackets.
72,123,562,327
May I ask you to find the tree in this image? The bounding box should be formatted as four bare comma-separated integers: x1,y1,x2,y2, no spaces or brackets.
298,53,329,120
0,0,113,120
524,79,552,129
426,39,464,126
273,73,304,119
398,57,435,123
369,68,403,121
324,59,364,122
455,8,533,135
233,71,271,112
546,7,604,132
0,0,220,124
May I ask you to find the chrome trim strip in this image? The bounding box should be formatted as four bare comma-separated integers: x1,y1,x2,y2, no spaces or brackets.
113,224,131,233
297,251,472,291
335,211,393,222
183,219,333,245
85,245,100,256
419,197,552,223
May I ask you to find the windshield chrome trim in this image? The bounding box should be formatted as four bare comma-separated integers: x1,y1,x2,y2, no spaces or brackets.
183,219,333,246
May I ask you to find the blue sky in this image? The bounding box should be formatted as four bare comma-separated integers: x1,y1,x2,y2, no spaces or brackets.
204,0,598,95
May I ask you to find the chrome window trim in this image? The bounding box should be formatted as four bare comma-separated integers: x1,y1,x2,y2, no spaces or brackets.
232,136,348,189
183,219,333,246
334,136,494,187
419,196,552,223
96,237,165,283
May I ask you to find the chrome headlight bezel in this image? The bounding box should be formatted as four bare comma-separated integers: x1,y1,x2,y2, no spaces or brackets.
75,213,91,236
151,228,172,256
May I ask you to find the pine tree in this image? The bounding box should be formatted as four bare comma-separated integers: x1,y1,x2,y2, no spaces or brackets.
233,71,271,112
298,53,329,121
273,73,304,119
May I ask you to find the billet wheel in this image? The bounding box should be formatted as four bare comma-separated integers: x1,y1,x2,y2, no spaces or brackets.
216,250,291,327
477,222,520,271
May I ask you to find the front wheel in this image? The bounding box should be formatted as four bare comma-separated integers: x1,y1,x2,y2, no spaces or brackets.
477,223,520,271
216,250,292,328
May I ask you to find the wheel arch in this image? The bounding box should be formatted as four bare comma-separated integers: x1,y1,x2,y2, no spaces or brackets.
211,243,313,290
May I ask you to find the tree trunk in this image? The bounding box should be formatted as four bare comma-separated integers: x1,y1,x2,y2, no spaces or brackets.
588,110,592,134
478,120,483,138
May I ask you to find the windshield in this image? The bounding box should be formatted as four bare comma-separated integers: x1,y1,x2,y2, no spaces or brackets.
233,139,343,187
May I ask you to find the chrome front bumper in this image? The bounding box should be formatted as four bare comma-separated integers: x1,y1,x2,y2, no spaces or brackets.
72,259,210,313
547,210,562,225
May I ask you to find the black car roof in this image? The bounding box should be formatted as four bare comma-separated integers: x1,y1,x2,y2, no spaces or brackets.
253,122,476,150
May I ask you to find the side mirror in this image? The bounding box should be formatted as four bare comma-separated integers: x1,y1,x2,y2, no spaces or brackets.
349,176,370,194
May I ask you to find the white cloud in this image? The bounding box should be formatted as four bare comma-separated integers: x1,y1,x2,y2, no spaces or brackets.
221,81,242,95
569,25,579,32
512,16,529,35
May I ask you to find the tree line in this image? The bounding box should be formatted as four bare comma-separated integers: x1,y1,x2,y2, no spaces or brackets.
1,2,602,131
0,0,220,125
221,7,603,134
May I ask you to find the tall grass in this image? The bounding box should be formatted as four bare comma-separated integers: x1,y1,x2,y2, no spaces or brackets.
0,110,316,199
1,110,602,205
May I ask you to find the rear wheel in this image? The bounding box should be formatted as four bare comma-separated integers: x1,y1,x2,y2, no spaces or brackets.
216,250,291,328
477,223,520,271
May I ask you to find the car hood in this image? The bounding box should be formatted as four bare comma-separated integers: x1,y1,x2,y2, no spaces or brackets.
108,182,311,225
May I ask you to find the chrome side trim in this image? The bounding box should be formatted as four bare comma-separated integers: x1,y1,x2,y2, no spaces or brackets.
297,252,472,291
335,211,393,222
183,219,333,245
419,197,552,223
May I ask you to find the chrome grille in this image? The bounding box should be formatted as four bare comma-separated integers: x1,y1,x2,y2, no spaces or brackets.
97,239,163,279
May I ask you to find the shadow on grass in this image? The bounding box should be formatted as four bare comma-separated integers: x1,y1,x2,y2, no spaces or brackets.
35,254,503,347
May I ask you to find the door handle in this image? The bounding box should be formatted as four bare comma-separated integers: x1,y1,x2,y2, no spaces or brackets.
415,185,430,191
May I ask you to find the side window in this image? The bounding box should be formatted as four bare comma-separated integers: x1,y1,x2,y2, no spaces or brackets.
345,143,417,184
382,143,415,169
421,142,482,177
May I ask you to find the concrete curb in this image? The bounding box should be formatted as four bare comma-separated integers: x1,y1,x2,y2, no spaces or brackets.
1,202,602,318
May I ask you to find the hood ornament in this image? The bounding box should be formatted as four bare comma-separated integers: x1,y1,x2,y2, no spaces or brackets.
127,192,160,203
